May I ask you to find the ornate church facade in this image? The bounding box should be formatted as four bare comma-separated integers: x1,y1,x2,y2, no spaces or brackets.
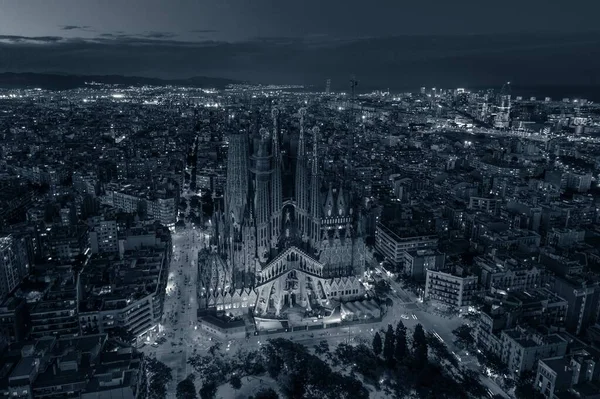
205,108,366,323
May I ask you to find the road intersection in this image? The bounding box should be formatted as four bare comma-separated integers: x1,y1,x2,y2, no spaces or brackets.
140,225,509,398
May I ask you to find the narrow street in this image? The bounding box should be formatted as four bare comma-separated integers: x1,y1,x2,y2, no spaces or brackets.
139,226,206,398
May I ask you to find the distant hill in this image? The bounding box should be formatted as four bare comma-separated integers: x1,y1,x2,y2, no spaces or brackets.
0,72,242,90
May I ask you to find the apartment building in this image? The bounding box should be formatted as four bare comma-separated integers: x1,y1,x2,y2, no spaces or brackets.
424,269,478,308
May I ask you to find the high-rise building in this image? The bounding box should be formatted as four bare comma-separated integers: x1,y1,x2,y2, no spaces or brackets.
206,108,367,329
494,94,511,129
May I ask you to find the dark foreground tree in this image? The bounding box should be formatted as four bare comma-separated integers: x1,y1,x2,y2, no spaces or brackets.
176,374,197,399
412,324,428,369
394,321,408,363
452,324,475,348
383,324,395,366
425,332,457,368
314,340,329,355
198,381,216,399
230,374,242,390
145,358,172,399
372,332,383,356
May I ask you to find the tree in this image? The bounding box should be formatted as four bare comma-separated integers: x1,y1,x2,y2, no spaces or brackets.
251,388,279,399
476,350,509,377
463,312,480,323
394,321,407,363
109,326,134,344
190,196,201,209
176,374,197,399
374,280,391,297
383,324,395,366
208,342,221,356
314,340,330,355
198,381,216,399
179,198,188,211
461,369,488,398
230,374,242,390
514,370,544,399
425,332,457,368
372,332,383,356
412,324,428,370
145,358,172,399
452,324,475,348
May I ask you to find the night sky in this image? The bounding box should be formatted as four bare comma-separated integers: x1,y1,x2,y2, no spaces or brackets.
2,0,600,89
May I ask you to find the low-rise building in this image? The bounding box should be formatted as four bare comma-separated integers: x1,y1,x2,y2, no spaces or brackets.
78,226,171,346
0,334,142,399
475,289,568,355
535,348,600,399
546,228,586,248
375,222,438,266
476,255,543,293
103,182,179,226
401,249,445,281
88,218,118,254
43,224,90,262
468,196,500,214
199,315,247,340
28,271,79,339
424,269,478,308
500,326,568,376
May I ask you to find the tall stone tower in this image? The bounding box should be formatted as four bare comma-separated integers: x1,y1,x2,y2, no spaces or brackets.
225,129,249,230
251,128,272,264
295,108,309,239
270,108,283,249
309,126,321,251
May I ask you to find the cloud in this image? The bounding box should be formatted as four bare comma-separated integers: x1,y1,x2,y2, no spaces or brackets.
0,32,599,89
140,31,178,39
61,25,92,31
0,35,63,44
190,29,218,33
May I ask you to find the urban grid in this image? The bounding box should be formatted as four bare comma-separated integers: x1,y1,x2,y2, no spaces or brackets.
1,3,600,399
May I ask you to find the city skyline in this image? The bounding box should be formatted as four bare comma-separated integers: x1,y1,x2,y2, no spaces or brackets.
2,1,600,88
1,2,600,398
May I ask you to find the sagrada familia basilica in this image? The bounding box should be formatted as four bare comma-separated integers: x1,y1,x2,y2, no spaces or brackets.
202,107,368,328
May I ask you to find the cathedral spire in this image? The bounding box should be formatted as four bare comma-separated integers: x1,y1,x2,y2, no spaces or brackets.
225,128,249,230
270,107,283,248
252,128,272,263
311,126,319,176
298,108,307,157
310,126,321,249
295,108,309,236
